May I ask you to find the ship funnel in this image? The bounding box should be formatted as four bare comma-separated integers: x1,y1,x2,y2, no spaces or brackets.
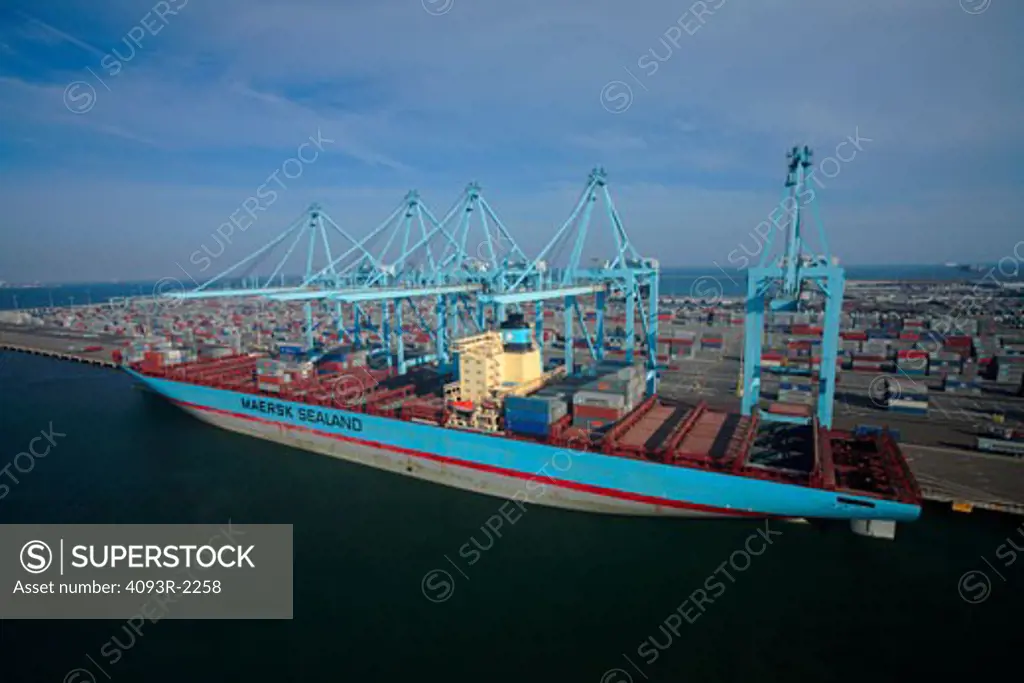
499,312,533,352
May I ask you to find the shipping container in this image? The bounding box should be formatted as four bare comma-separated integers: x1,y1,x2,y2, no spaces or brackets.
977,438,1024,457
573,403,622,421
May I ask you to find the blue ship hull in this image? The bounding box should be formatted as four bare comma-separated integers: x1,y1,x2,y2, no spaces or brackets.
126,369,921,522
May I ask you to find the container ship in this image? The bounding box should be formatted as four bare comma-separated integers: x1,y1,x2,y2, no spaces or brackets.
126,311,922,530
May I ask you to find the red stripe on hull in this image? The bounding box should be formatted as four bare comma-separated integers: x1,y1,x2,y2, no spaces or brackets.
172,398,771,518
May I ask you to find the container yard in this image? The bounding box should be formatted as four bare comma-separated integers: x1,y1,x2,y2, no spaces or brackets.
3,274,1024,514
1,155,1023,530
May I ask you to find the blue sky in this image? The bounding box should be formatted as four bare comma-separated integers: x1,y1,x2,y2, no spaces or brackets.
0,0,1022,283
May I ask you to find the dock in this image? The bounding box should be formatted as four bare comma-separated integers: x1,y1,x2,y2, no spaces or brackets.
902,444,1024,516
3,324,1024,517
0,326,121,368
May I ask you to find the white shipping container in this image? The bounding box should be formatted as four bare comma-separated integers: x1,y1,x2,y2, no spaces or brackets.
573,391,626,409
887,399,928,410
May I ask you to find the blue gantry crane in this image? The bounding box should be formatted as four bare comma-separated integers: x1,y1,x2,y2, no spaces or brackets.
497,167,660,393
169,203,368,350
160,169,659,389
741,146,845,428
266,182,531,372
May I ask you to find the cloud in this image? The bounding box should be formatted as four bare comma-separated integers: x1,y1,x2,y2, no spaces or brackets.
0,0,1021,281
14,12,105,56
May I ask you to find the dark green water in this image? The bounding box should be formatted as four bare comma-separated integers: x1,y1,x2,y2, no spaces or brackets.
1,352,1021,682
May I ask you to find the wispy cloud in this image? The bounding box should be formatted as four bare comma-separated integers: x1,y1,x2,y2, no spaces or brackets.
15,12,105,57
0,0,1021,281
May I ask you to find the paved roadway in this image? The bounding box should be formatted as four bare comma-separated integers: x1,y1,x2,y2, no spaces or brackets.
902,444,1024,514
0,324,126,366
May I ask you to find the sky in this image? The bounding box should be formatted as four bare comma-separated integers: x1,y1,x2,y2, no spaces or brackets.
0,0,1022,284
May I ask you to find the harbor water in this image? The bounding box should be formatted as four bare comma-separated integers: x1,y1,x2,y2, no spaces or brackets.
0,352,1021,681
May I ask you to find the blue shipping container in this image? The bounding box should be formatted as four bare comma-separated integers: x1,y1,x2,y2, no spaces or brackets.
887,406,928,415
505,408,553,425
506,417,550,436
854,425,902,442
505,396,553,415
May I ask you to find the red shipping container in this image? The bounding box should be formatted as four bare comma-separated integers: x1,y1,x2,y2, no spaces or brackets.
841,331,868,341
899,333,920,341
897,350,927,359
574,404,622,421
766,402,812,417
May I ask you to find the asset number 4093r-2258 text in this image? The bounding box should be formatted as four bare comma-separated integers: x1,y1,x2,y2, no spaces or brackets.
125,579,222,594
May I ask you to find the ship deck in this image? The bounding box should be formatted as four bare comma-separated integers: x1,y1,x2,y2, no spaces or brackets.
132,354,922,508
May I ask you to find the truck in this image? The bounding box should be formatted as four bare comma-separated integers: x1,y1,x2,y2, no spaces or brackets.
976,423,1024,457
976,437,1024,458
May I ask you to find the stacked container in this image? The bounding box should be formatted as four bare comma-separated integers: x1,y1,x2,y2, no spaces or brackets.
928,350,963,376
942,375,982,394
571,366,643,433
778,381,814,406
944,336,974,359
256,358,286,393
839,338,861,355
573,390,625,433
278,341,306,359
886,380,928,416
700,334,723,351
956,319,980,336
863,339,890,358
994,355,1024,385
895,349,928,376
851,353,887,372
504,395,569,437
198,343,234,360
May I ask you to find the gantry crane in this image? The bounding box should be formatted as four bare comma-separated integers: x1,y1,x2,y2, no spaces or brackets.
741,146,845,428
159,169,658,389
499,167,660,393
